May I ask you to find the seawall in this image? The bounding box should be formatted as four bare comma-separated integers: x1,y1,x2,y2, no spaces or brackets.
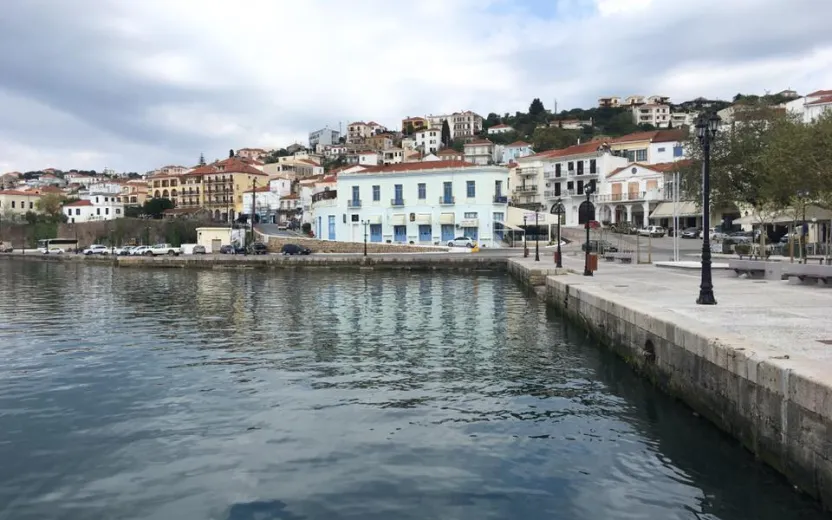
508,257,832,509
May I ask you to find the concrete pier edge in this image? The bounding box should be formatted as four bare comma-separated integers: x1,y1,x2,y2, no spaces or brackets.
509,258,832,509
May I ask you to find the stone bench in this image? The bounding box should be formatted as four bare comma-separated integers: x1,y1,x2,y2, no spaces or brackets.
727,259,781,280
782,264,832,285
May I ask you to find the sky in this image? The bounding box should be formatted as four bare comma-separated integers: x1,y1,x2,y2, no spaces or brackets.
1,0,831,173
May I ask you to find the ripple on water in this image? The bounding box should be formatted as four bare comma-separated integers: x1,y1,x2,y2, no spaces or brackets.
0,262,826,520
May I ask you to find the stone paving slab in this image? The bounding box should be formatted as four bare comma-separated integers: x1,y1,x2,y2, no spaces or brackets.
515,253,832,362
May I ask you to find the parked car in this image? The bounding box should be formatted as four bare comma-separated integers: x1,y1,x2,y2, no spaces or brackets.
611,223,637,235
40,247,64,254
581,240,618,253
83,244,109,255
638,225,666,238
728,231,753,243
448,236,475,248
132,246,152,256
113,246,134,255
220,244,246,254
149,243,181,256
192,245,207,254
248,242,268,255
280,244,312,256
680,227,701,239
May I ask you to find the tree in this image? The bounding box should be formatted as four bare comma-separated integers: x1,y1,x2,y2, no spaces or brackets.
229,149,235,158
142,198,174,219
35,193,65,218
441,119,452,148
404,122,415,136
532,127,580,153
199,153,206,166
529,98,546,118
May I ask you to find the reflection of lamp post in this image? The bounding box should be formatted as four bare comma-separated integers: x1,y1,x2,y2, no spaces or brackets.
550,199,565,268
583,181,596,276
361,219,369,257
535,207,540,262
695,112,721,305
523,215,528,257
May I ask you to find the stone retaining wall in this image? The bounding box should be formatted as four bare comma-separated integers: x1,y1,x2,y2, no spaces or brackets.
506,258,832,509
261,234,447,254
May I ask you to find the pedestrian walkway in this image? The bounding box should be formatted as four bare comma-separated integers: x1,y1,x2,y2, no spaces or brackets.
515,251,832,361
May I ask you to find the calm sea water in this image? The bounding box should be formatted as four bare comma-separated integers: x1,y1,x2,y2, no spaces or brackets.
0,260,825,520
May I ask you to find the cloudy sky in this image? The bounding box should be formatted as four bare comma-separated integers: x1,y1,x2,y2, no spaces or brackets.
2,0,831,173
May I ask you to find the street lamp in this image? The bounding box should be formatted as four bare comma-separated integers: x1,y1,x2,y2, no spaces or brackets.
534,206,541,262
361,219,369,257
797,189,810,264
583,180,596,276
523,215,528,257
550,199,565,268
695,111,721,305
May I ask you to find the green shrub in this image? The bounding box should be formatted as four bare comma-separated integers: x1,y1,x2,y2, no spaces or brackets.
734,243,751,257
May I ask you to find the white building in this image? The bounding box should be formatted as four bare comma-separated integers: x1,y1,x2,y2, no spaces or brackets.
513,141,629,227
785,89,832,123
312,161,510,247
358,151,380,166
632,104,671,127
487,124,514,135
463,139,499,165
86,179,123,194
63,193,124,223
594,163,669,227
413,128,441,154
347,121,372,143
425,111,483,139
309,127,340,148
382,148,404,165
670,111,697,128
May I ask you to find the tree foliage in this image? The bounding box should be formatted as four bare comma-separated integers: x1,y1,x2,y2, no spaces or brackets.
529,98,546,117
142,198,175,219
35,193,66,218
441,119,452,148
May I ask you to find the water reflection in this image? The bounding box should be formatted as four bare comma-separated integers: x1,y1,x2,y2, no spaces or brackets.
0,260,824,520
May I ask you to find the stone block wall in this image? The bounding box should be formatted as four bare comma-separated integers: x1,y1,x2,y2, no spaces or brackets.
261,235,447,254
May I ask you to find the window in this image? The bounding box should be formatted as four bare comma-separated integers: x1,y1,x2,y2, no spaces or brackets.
636,149,647,162
466,181,476,198
577,180,584,194
567,181,574,190
555,164,562,176
96,208,101,215
577,161,584,175
657,147,666,153
443,182,452,202
351,214,359,222
495,180,503,196
372,185,380,201
394,184,403,203
95,197,99,203
568,161,574,171
116,208,121,214
351,185,359,202
418,183,426,199
29,202,33,209
625,150,636,162
589,159,597,174
464,212,478,218
105,208,109,215
673,146,684,157
11,201,15,208
493,212,504,222
75,209,80,215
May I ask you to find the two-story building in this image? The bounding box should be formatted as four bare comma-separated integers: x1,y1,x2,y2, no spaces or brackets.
413,128,441,154
609,130,685,164
594,163,668,227
0,189,41,219
501,141,534,164
631,104,671,127
312,161,509,247
402,116,429,133
366,134,393,151
148,170,183,207
63,193,124,223
463,139,499,165
487,124,514,135
308,127,340,149
347,121,372,143
785,89,832,123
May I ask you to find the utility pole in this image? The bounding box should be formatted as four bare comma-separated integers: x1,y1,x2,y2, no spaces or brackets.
250,177,257,252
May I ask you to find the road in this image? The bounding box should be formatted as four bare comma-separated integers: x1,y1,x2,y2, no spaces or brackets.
598,233,705,260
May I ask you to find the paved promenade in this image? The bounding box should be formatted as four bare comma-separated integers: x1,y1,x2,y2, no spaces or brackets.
518,251,832,362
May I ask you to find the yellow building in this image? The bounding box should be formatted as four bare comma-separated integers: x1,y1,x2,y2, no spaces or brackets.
189,158,269,222
402,116,428,133
148,171,182,207
0,189,42,218
118,180,149,206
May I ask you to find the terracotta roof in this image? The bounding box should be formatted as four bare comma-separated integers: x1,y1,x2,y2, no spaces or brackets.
464,139,493,146
244,186,271,193
402,116,427,122
607,160,690,178
187,158,267,176
298,159,320,166
490,123,511,129
367,121,382,126
64,199,92,207
282,193,300,200
806,95,832,106
358,151,377,155
807,90,832,98
238,148,267,152
0,189,40,196
526,141,608,159
348,121,366,126
38,186,64,193
358,160,477,174
437,149,460,156
506,141,531,148
611,129,684,144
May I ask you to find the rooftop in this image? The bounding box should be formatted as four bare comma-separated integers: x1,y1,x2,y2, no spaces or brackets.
64,199,92,207
347,160,479,175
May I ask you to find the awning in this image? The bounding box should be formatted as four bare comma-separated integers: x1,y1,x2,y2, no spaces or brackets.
390,214,406,225
650,201,700,219
495,222,523,231
367,215,382,225
506,205,549,226
460,218,479,227
415,213,431,224
439,213,455,224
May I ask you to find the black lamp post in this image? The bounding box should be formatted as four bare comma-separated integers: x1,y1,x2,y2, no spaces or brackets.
362,219,369,257
797,189,810,264
695,112,721,305
550,199,565,268
523,215,528,257
534,207,540,262
583,180,596,276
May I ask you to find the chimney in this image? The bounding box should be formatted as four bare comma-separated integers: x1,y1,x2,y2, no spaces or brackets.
577,137,581,145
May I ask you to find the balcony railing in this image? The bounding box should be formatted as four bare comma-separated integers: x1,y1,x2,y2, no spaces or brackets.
391,198,405,207
312,190,336,203
517,167,539,176
348,199,362,208
439,196,455,205
543,171,563,179
515,185,537,193
594,190,664,203
493,195,507,203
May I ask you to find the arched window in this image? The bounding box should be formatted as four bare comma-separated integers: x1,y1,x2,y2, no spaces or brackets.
578,201,595,225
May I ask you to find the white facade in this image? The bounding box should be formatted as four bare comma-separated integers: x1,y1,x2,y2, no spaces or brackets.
487,124,514,135
309,127,340,148
414,128,441,154
86,180,123,194
312,163,510,247
595,163,667,227
64,193,124,223
632,104,671,127
670,111,697,128
786,90,832,123
358,152,380,166
647,139,684,164
382,148,404,165
463,140,498,165
242,188,281,219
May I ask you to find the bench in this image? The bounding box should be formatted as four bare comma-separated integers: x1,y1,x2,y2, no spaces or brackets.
781,264,832,285
609,252,634,264
603,253,617,262
727,259,780,279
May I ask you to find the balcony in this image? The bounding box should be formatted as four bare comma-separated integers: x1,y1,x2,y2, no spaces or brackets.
439,196,455,205
348,199,362,208
544,190,562,199
594,190,664,203
543,171,562,179
493,195,507,203
517,167,539,177
515,185,537,194
391,198,405,207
